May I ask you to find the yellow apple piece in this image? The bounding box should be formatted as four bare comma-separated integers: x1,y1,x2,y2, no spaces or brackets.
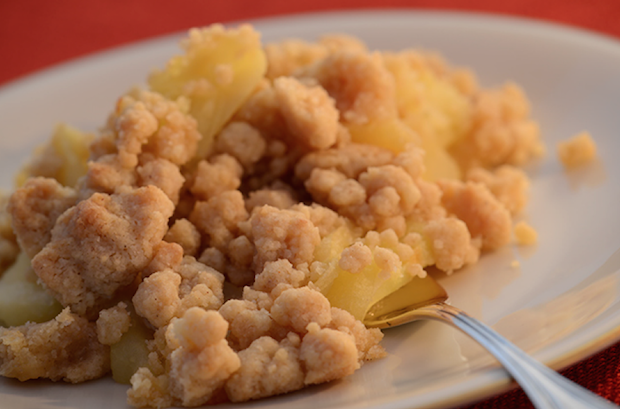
312,224,356,293
347,116,420,154
323,247,415,321
15,123,93,188
383,52,472,149
149,24,267,161
110,305,153,384
0,252,62,327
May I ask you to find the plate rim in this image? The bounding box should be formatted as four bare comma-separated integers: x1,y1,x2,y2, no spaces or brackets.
3,8,620,93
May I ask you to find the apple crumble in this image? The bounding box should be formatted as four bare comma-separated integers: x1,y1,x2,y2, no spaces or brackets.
0,23,551,408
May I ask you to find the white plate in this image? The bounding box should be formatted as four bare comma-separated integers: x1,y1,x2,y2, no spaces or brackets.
2,9,620,409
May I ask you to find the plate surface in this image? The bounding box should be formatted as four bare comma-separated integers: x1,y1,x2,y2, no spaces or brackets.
1,9,620,409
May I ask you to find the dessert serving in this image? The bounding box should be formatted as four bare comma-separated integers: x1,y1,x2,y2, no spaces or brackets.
0,22,568,408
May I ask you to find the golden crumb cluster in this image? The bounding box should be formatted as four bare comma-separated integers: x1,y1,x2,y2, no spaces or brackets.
557,131,597,168
514,221,538,246
0,24,548,408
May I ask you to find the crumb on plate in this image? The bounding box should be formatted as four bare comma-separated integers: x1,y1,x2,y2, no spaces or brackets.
557,131,597,169
514,220,538,246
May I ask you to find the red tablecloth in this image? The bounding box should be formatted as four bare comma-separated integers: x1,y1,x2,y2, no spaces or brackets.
2,1,620,408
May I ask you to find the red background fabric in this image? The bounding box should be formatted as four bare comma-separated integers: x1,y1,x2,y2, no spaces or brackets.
1,1,620,408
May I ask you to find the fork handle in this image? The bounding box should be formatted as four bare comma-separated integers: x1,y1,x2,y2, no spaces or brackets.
416,302,618,409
